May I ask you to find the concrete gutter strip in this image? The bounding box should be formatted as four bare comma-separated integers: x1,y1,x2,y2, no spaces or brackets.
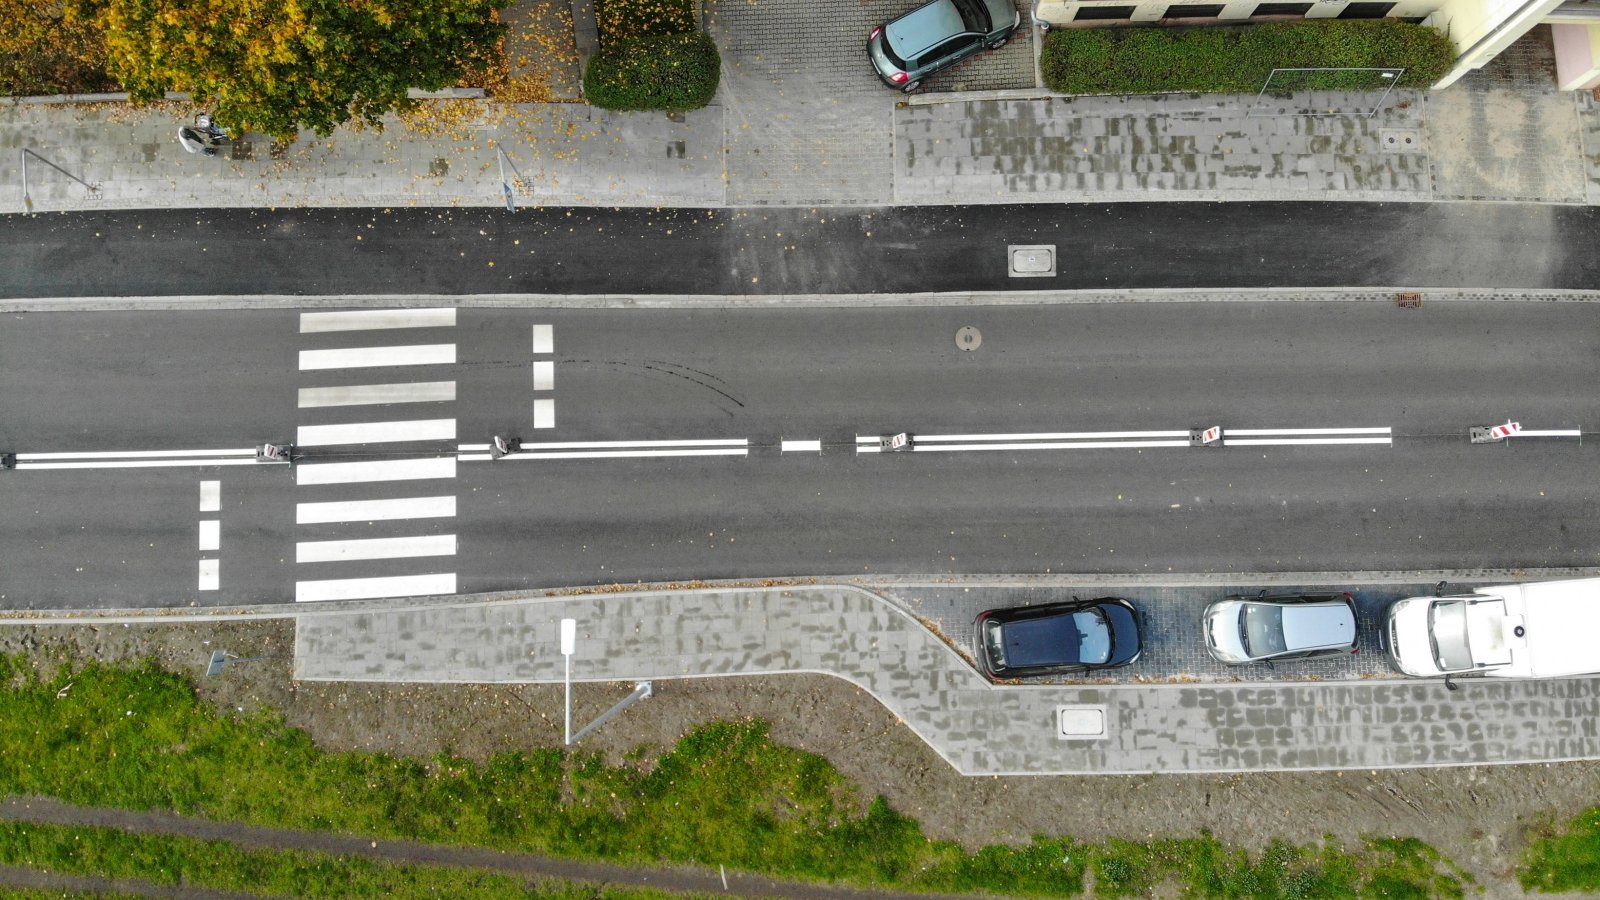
3,287,1600,314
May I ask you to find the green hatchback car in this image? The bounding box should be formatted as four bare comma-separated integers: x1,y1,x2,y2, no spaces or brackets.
867,0,1021,93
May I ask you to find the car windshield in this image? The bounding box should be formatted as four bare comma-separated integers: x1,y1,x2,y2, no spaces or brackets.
952,0,992,32
1239,603,1287,657
1428,600,1474,671
986,608,1111,670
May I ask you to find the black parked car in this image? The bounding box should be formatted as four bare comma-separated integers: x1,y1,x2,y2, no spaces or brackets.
867,0,1021,93
974,597,1143,679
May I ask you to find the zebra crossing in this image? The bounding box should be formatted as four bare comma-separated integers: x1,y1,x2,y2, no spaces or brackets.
292,309,460,603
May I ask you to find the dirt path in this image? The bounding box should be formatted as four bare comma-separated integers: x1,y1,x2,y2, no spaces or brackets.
0,796,985,900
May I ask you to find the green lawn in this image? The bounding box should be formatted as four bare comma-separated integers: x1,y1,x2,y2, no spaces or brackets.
0,654,1472,897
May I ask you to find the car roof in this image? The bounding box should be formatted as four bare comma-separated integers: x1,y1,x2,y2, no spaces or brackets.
1278,601,1356,651
886,0,969,59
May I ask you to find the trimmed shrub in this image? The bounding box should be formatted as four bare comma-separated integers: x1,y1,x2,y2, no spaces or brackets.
594,0,696,43
1041,20,1455,95
585,31,720,112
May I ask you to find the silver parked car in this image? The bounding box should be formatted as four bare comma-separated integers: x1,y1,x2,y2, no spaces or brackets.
867,0,1021,93
1204,592,1358,665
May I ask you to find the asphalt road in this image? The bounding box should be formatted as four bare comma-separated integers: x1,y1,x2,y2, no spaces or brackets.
0,202,1595,298
2,300,1596,608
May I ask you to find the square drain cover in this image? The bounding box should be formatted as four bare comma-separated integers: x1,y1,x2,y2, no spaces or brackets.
1057,705,1108,740
1379,129,1421,153
1009,244,1056,278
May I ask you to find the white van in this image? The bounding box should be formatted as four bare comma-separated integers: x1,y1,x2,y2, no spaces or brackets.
1383,577,1600,681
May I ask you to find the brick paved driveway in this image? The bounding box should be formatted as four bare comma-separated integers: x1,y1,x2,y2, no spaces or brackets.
704,0,1035,206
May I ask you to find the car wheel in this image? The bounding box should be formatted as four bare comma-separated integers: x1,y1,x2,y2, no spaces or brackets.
987,35,1009,49
901,80,920,93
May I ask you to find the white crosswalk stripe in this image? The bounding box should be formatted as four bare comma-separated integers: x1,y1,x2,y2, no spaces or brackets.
294,309,461,603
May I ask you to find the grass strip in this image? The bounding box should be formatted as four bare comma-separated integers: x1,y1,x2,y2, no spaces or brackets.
1520,807,1600,893
0,820,683,899
0,654,1468,897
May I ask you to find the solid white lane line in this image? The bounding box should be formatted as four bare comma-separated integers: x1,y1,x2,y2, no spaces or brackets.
1226,437,1393,446
913,440,1192,452
300,308,456,333
782,439,823,453
20,459,261,470
533,398,555,429
20,449,256,460
503,439,749,450
198,559,219,591
298,344,455,370
459,453,494,461
532,361,554,391
496,448,748,460
458,444,490,451
298,381,456,408
296,418,456,447
532,324,553,354
198,481,221,512
914,430,1193,442
297,496,457,524
198,520,220,552
296,534,457,564
295,573,457,603
1228,427,1391,436
295,457,456,485
1515,429,1583,437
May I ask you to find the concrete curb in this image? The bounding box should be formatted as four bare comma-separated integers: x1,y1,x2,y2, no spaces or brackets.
3,287,1600,313
4,567,1596,624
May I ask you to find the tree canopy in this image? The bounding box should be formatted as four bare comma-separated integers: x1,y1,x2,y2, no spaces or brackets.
77,0,508,138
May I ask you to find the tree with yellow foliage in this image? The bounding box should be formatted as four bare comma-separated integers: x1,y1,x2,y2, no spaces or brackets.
75,0,508,139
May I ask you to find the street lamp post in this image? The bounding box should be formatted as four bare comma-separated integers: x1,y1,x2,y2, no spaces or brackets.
560,618,576,745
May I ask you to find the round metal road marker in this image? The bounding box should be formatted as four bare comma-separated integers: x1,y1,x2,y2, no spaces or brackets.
956,326,982,351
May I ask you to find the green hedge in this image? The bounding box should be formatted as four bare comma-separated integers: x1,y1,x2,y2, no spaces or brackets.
1041,20,1455,95
585,31,720,112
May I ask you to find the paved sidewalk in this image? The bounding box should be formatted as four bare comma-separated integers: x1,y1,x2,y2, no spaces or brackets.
3,29,1597,212
295,585,1600,776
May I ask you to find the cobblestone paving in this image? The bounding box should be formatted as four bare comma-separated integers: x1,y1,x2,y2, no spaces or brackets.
294,585,1600,775
1427,27,1587,203
706,0,1034,206
888,582,1408,684
896,93,1432,204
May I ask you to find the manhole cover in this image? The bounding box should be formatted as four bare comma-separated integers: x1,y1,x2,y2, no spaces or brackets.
1008,244,1056,277
956,326,982,351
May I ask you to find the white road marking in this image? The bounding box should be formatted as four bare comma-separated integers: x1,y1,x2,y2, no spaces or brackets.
911,430,1192,442
495,448,748,460
198,559,219,591
19,459,261,470
1227,437,1394,446
532,324,553,354
914,440,1192,452
298,344,455,370
295,457,456,485
20,449,255,460
533,398,555,429
300,308,456,333
296,418,456,446
298,381,456,408
198,481,221,512
782,439,823,453
297,496,456,524
490,438,747,450
1515,429,1583,438
296,534,457,563
295,573,457,603
1228,428,1392,436
198,520,220,551
533,361,554,391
